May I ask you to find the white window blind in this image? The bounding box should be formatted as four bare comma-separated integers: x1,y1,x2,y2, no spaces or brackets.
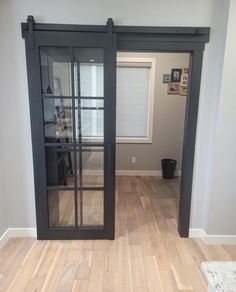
80,64,104,97
74,59,155,143
75,64,104,139
116,64,151,140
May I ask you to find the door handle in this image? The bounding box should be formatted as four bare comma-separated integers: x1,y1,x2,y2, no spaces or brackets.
108,144,114,176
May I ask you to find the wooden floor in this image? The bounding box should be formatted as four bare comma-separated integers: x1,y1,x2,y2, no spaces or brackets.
1,176,236,292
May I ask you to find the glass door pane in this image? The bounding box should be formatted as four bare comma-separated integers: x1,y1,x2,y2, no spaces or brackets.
75,99,104,144
74,48,104,97
45,146,74,187
43,98,73,143
81,190,104,226
40,47,72,96
48,190,75,227
81,146,104,187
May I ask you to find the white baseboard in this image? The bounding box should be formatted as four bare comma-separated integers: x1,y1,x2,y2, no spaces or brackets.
1,227,236,248
7,228,37,238
189,228,205,238
81,170,181,176
116,170,163,176
189,228,236,245
116,170,181,176
0,228,36,249
0,229,10,250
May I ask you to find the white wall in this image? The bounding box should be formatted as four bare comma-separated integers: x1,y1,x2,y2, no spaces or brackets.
0,0,232,235
204,0,236,235
190,0,230,230
0,1,12,237
116,52,189,172
0,0,36,230
0,142,7,238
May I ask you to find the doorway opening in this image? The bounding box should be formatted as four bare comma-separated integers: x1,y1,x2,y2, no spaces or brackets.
115,51,190,237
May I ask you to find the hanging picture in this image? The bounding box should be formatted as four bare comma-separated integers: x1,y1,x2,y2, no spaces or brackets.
180,67,189,87
171,68,182,82
180,86,188,96
167,82,180,94
163,74,171,83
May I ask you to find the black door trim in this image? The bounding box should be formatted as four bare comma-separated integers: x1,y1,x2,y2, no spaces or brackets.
22,16,210,238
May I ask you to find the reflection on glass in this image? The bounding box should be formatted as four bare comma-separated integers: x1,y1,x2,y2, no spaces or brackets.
45,147,74,187
75,147,104,187
43,98,73,143
40,47,72,96
81,108,103,138
79,191,104,226
48,190,75,227
75,99,104,143
74,48,104,97
80,99,104,108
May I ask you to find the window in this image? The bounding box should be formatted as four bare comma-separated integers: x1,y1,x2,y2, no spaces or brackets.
116,57,155,143
74,57,155,143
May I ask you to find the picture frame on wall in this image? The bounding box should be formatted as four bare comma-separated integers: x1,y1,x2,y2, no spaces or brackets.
163,74,171,83
167,82,180,94
180,67,189,87
180,86,188,96
171,68,182,82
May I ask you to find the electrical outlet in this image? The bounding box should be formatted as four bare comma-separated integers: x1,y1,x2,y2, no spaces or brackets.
131,157,136,163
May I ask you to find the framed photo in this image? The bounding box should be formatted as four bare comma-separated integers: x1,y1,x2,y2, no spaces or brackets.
163,74,171,83
167,82,180,94
171,68,182,82
180,86,188,96
180,68,189,86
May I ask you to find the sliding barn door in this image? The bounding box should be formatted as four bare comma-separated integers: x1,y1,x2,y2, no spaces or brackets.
24,29,116,239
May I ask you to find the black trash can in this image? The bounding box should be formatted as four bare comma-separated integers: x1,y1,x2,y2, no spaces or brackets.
161,159,177,179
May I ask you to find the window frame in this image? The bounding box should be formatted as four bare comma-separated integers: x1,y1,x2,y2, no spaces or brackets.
116,57,156,144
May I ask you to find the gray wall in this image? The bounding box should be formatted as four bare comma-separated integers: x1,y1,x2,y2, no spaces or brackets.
189,0,230,231
0,140,7,238
205,0,236,236
116,52,189,171
0,4,8,238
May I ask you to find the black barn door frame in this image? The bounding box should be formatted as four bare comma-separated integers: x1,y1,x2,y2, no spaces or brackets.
22,17,117,240
22,16,210,238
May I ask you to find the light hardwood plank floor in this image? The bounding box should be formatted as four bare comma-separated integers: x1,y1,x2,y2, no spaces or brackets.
1,176,236,292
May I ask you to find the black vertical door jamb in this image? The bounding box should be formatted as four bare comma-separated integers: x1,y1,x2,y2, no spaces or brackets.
178,49,204,237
